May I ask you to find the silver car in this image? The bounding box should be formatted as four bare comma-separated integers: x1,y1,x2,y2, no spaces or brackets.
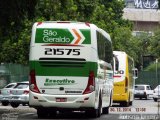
10,81,29,108
0,83,17,106
134,84,153,99
152,85,160,102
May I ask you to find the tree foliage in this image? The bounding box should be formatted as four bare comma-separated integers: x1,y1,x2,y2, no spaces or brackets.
0,0,37,41
144,63,160,72
0,0,159,68
149,29,160,57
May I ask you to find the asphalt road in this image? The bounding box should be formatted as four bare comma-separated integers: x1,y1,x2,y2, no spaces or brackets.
0,98,160,120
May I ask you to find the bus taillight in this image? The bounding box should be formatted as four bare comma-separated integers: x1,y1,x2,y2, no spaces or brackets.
30,70,40,93
83,71,95,94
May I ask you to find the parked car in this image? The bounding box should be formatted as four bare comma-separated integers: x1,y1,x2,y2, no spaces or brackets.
10,81,29,108
134,84,153,99
0,83,17,106
152,85,160,102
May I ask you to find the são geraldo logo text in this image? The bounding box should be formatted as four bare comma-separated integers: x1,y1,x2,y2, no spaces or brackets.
43,30,71,43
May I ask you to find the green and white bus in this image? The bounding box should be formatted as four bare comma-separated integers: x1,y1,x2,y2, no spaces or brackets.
29,21,114,118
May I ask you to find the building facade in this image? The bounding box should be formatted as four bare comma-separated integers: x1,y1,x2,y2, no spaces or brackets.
123,0,160,35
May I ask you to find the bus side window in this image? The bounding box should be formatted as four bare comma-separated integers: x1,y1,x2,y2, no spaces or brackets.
97,30,113,68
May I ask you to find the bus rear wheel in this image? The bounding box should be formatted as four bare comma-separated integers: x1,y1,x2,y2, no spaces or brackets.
129,101,133,106
37,108,48,118
120,101,129,107
86,95,102,118
153,98,157,102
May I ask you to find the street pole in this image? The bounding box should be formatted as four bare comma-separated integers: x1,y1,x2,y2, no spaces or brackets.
156,59,159,115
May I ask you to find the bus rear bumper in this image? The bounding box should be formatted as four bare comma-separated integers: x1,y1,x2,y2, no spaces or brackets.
112,93,128,103
29,91,96,109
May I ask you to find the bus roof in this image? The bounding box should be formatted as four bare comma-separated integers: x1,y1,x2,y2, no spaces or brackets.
113,51,133,61
35,21,95,29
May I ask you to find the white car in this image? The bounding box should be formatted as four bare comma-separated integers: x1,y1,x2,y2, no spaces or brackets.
152,85,160,102
134,84,153,99
0,83,17,106
10,81,29,108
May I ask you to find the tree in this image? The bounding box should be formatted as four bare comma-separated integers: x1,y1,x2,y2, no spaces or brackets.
0,0,37,42
112,27,141,65
149,29,160,58
74,0,97,21
0,19,32,64
0,0,133,65
0,0,37,64
90,0,132,34
35,0,77,21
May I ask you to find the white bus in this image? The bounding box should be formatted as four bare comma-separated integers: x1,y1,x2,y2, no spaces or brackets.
29,21,114,118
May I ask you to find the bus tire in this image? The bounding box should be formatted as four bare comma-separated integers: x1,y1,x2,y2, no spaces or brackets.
48,110,57,118
153,98,157,102
102,107,109,114
86,109,98,118
86,95,102,118
37,108,48,118
120,101,129,107
129,101,133,106
97,95,102,117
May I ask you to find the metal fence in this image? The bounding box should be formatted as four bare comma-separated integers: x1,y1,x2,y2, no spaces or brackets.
0,63,29,88
0,63,159,89
136,71,160,89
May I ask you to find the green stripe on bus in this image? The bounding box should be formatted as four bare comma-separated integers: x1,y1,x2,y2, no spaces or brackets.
35,28,91,44
29,61,97,77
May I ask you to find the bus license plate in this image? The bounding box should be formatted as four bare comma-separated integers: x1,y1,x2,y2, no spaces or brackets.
56,98,67,102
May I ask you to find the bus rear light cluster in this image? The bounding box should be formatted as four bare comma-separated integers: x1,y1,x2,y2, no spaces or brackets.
30,70,40,93
83,71,95,94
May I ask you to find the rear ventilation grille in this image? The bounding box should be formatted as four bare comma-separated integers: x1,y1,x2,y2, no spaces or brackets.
39,58,86,67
